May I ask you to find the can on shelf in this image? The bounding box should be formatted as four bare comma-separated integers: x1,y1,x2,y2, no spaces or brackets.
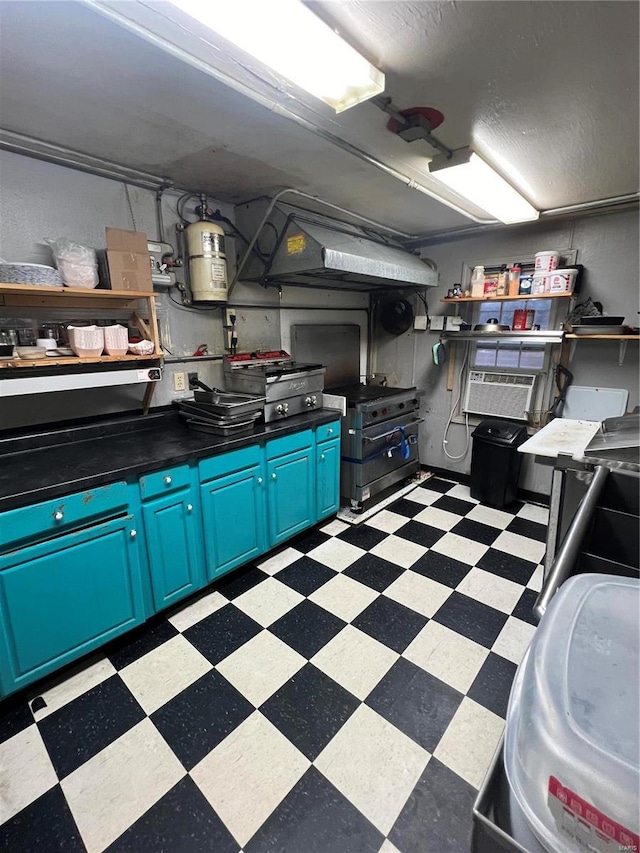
512,309,535,330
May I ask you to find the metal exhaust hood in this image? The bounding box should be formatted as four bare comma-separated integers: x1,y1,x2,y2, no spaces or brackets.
248,215,438,291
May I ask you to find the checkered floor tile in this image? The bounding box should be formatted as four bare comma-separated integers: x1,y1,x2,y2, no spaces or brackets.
0,477,546,853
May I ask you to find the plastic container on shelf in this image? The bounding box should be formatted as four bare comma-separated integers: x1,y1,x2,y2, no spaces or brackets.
532,273,548,294
548,268,578,293
508,263,522,296
504,574,640,853
518,273,533,295
534,250,560,272
471,265,485,297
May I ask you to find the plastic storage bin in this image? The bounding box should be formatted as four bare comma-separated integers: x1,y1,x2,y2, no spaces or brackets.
504,574,639,853
470,420,528,508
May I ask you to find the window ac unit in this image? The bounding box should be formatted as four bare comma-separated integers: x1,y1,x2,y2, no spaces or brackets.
464,371,536,420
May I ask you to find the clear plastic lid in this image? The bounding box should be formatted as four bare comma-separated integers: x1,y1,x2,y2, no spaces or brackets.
504,574,640,853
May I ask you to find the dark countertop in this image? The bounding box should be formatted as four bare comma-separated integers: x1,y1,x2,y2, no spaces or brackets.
0,408,341,512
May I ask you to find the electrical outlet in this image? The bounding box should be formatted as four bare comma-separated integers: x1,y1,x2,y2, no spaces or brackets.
188,372,199,390
173,372,186,392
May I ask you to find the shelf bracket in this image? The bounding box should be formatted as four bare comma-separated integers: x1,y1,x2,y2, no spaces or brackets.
569,339,578,363
619,339,628,366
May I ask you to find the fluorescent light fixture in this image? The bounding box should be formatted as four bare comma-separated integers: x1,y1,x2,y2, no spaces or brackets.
428,147,539,224
166,0,384,112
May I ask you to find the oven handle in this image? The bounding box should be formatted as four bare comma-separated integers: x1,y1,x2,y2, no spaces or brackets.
361,422,423,464
362,418,424,442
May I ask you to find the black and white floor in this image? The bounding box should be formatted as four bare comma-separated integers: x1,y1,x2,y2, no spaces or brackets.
0,477,547,853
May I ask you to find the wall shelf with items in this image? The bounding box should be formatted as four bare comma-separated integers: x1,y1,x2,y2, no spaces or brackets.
0,283,163,411
441,293,573,304
564,333,639,366
440,330,565,345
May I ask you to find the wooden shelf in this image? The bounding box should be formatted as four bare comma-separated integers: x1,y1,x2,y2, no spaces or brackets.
564,333,639,366
0,354,161,369
565,334,639,340
0,282,163,412
0,283,157,299
441,293,573,303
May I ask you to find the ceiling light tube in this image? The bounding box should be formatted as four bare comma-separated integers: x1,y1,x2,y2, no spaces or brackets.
429,147,539,224
166,0,384,112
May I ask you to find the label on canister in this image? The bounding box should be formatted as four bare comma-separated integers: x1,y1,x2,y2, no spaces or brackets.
548,776,638,853
211,259,227,283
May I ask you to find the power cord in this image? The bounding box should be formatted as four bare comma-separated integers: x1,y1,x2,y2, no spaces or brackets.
442,342,471,461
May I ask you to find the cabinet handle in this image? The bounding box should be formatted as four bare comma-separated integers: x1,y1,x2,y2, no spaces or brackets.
271,473,277,480
327,428,334,435
163,475,172,485
257,477,263,484
130,529,137,539
320,453,325,461
53,510,64,522
186,504,193,512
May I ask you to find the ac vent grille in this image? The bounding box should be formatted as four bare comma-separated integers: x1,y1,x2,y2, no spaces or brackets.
464,371,536,420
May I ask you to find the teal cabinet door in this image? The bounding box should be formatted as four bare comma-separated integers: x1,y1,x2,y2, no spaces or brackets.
317,438,340,519
0,515,144,696
267,448,314,546
142,491,204,610
200,463,267,580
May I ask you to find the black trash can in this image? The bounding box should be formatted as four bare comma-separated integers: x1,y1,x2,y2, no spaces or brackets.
470,419,528,508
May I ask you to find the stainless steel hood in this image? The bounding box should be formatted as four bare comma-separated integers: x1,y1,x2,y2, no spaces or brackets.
248,215,438,291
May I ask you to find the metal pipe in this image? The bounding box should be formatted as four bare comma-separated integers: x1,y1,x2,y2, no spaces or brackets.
0,128,172,190
82,1,495,227
534,464,609,622
541,192,640,217
406,193,640,247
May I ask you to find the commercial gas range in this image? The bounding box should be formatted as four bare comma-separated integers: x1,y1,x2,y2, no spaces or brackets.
332,384,423,511
223,350,325,422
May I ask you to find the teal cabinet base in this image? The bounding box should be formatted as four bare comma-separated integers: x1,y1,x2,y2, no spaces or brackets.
0,418,342,699
0,515,144,696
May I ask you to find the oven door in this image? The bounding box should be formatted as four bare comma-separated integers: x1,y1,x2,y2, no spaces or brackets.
340,414,422,503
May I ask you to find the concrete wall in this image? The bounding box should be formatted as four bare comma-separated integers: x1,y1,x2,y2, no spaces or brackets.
0,150,368,431
372,208,640,496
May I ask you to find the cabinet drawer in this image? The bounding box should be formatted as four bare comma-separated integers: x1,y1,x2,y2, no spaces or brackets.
0,481,129,553
199,444,262,482
316,421,341,444
139,464,190,501
266,429,313,461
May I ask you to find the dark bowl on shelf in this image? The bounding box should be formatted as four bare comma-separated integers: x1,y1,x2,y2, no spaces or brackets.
581,315,625,326
0,344,13,357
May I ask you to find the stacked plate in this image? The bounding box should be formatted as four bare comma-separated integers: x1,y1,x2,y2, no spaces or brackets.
0,263,62,286
177,392,265,436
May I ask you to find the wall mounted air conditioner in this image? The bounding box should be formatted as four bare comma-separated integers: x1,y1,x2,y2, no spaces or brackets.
463,371,536,420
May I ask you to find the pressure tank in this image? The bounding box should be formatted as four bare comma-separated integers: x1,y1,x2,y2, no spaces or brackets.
185,220,228,302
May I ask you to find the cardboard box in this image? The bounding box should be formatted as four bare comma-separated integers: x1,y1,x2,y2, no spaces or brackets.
105,228,153,292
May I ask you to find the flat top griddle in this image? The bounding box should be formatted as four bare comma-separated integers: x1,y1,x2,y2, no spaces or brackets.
329,384,415,405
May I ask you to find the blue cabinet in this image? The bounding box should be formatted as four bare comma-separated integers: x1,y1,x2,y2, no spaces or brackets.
200,455,267,579
0,515,144,695
267,447,315,546
316,437,340,519
141,491,204,610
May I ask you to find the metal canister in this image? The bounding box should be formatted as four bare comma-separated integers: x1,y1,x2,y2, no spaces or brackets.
512,309,535,330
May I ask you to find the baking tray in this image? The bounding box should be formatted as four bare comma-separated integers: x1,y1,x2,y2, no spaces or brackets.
192,390,265,415
182,415,258,436
178,400,262,424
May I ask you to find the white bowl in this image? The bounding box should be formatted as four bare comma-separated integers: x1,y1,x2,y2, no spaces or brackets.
36,338,59,350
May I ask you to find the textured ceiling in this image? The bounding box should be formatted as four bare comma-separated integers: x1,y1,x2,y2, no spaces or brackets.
0,0,637,234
